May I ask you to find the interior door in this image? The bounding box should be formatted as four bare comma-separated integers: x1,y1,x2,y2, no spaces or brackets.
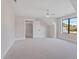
25,21,33,38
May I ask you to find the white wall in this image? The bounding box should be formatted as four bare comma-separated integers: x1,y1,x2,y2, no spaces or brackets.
15,16,25,39
56,13,77,43
1,0,15,58
15,16,57,39
15,16,35,39
47,24,56,38
15,16,48,39
33,20,47,38
43,17,57,38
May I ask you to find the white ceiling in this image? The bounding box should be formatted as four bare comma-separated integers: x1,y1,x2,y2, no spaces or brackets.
13,0,76,18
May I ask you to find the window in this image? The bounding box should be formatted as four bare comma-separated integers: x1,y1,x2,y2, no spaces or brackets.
62,19,68,33
62,17,77,34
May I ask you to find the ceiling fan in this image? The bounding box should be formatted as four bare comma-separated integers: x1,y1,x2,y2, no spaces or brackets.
36,8,56,17
46,9,55,17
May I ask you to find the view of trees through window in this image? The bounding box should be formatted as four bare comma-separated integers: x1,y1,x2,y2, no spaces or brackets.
63,17,77,34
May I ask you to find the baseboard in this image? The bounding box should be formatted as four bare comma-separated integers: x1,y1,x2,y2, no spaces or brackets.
59,38,77,44
15,37,25,40
15,37,33,40
2,40,15,59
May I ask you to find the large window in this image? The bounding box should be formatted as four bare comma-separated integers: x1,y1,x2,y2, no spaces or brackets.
62,19,68,33
62,17,77,34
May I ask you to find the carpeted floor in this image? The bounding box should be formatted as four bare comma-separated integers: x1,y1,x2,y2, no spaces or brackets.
4,38,77,59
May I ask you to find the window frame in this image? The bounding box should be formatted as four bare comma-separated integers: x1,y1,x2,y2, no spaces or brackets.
62,17,77,34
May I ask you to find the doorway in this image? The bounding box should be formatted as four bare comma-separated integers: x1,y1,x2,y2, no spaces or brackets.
25,21,33,38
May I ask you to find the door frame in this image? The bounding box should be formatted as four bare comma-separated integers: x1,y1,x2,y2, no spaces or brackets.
24,19,33,39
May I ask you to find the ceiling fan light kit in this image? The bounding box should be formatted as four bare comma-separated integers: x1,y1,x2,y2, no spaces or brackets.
45,9,55,17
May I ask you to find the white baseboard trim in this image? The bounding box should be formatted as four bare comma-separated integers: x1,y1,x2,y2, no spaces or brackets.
15,37,25,40
2,40,15,59
59,38,77,44
15,37,33,40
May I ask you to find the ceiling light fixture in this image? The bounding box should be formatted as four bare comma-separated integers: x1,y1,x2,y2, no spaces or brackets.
46,9,55,17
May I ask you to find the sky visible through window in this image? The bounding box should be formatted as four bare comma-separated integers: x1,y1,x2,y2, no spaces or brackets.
63,19,68,33
63,17,77,34
63,19,68,24
63,18,77,25
70,18,77,25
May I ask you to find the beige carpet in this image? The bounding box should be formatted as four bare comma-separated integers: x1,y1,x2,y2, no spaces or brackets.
4,38,77,59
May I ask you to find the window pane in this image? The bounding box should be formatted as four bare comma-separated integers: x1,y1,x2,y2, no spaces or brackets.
63,19,68,33
70,18,77,34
